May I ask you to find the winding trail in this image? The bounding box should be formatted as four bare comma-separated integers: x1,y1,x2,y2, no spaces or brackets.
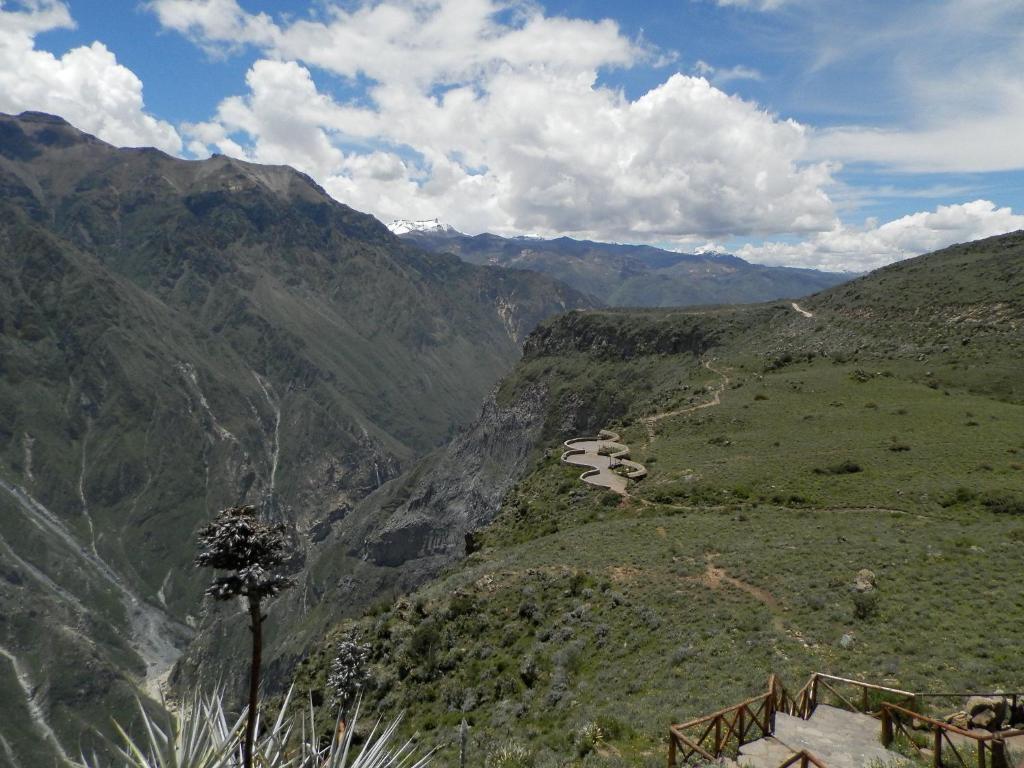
560,359,730,496
642,360,730,447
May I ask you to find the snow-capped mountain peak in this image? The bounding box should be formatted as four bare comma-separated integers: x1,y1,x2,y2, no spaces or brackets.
387,218,460,235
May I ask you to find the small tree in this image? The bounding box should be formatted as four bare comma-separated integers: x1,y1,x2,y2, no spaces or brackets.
196,504,293,768
328,631,372,718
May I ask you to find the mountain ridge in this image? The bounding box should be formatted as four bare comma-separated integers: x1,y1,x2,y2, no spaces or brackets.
0,110,592,765
399,227,854,308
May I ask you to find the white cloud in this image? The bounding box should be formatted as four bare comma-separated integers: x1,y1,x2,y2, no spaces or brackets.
799,1,1024,173
144,0,276,52
155,0,836,241
714,0,791,10
694,60,763,85
739,200,1024,272
0,0,181,153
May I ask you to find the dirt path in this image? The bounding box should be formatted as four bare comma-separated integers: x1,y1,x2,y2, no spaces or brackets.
688,554,789,634
791,302,814,318
641,360,730,447
691,554,777,607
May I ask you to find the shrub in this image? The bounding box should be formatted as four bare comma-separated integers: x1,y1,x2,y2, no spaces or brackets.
574,722,605,757
940,486,977,507
981,492,1024,515
852,590,879,620
813,461,863,476
486,741,533,768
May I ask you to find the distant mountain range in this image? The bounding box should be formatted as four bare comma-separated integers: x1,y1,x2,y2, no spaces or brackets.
397,226,854,307
0,111,590,765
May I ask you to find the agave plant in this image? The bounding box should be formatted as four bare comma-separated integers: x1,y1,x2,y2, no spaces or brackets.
80,691,245,768
291,700,435,768
79,691,434,768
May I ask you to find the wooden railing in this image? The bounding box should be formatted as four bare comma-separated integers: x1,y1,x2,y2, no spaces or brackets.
799,673,917,717
777,751,830,768
667,673,912,767
668,673,1021,768
881,702,1021,768
668,675,785,765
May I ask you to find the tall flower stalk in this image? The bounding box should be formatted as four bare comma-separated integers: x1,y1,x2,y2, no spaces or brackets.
195,505,293,768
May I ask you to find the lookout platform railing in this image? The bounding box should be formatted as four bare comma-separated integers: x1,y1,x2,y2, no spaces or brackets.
668,673,1023,768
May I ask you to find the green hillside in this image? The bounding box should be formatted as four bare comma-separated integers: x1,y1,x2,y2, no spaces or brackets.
291,233,1024,767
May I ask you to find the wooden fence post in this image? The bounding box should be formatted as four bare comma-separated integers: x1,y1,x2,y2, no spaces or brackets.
667,731,676,768
990,739,1009,768
715,716,722,755
881,708,893,746
933,729,942,768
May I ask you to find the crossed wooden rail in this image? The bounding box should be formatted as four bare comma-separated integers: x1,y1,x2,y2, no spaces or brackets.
881,702,1023,768
668,673,1021,768
668,674,794,766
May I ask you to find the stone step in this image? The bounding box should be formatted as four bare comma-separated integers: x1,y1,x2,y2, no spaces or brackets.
735,705,907,768
738,736,799,767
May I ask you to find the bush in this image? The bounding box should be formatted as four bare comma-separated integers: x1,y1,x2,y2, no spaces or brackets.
982,492,1024,515
574,722,605,757
814,461,863,476
852,590,879,620
486,741,533,768
940,486,977,507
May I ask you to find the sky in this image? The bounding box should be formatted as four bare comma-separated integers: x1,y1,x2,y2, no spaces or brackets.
2,0,1023,272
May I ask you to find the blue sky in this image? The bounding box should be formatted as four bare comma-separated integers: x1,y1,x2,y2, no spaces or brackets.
3,0,1024,271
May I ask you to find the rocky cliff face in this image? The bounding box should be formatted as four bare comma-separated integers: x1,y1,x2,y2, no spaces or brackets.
0,111,591,765
173,378,557,701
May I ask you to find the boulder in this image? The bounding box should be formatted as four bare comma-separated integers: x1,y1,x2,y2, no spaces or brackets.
854,569,877,592
966,696,1006,730
944,711,970,729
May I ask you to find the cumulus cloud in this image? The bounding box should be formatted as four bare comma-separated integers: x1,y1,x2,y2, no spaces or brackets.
739,200,1024,272
156,0,836,241
0,0,181,153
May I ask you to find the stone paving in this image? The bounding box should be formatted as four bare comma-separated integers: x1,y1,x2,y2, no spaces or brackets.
560,430,646,495
738,706,906,768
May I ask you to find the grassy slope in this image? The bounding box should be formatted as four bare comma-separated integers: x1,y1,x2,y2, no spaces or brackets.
290,233,1024,767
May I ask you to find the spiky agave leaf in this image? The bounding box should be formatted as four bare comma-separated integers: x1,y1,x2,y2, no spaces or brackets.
80,690,434,768
296,700,435,768
79,691,245,768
